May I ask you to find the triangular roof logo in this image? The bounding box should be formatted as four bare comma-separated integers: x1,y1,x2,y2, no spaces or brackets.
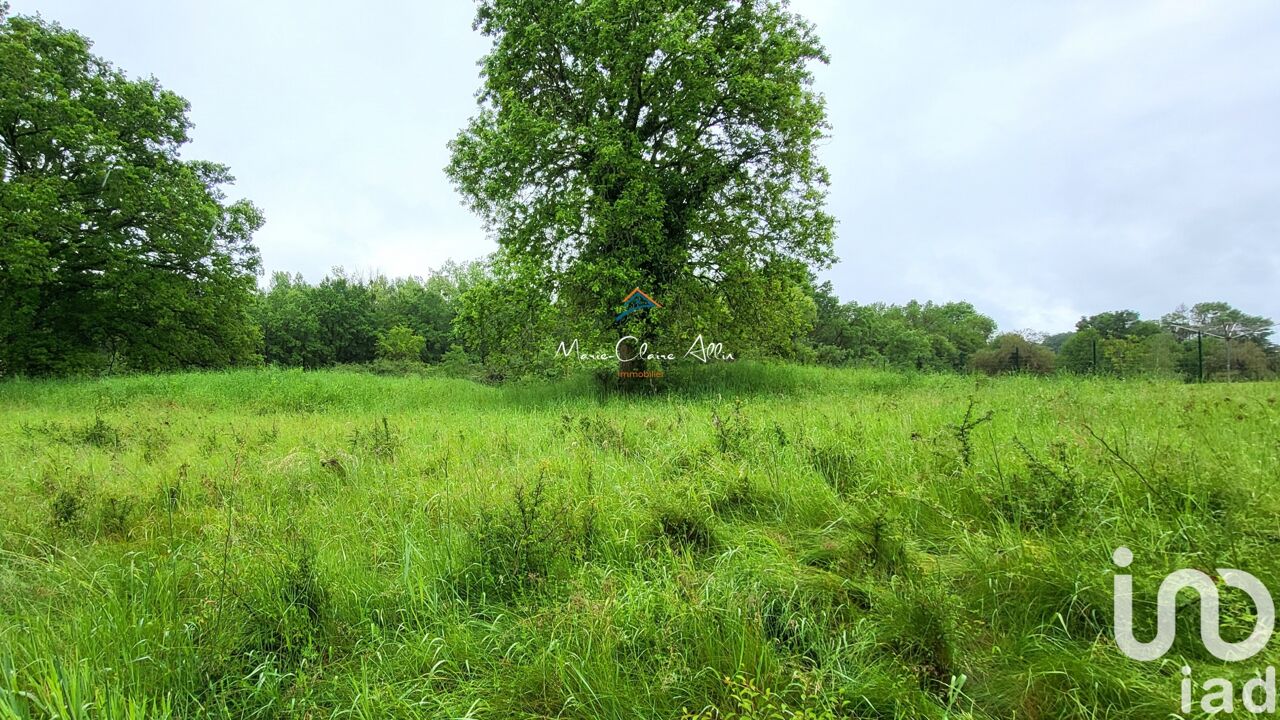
615,288,661,321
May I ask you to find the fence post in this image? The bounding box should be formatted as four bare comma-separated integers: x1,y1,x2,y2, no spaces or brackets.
1091,338,1098,373
1226,336,1235,384
1013,346,1021,373
1197,331,1204,383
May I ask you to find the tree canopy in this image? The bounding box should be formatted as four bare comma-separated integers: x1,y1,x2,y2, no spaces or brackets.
971,333,1056,375
0,10,263,374
1162,302,1274,340
1049,302,1276,380
1075,310,1160,339
806,282,996,371
254,268,469,369
447,0,836,358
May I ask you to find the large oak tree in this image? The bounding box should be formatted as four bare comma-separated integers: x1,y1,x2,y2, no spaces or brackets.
447,0,835,364
0,7,263,375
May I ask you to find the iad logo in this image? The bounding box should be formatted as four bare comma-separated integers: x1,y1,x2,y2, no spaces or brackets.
615,288,660,322
1113,547,1278,714
1112,546,1274,662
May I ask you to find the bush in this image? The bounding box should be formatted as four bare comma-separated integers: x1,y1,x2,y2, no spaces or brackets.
439,344,478,378
465,476,572,598
376,325,426,362
348,416,402,461
970,333,1055,375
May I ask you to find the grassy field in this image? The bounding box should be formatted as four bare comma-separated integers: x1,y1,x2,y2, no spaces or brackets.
1,366,1278,719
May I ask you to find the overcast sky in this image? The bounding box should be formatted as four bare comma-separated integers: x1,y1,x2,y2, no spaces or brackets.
14,1,1280,333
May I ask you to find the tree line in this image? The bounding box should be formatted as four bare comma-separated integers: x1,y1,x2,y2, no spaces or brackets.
148,263,1280,383
3,7,1275,383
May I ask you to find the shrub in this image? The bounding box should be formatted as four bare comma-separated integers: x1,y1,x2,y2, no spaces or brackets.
349,416,402,461
439,344,478,378
970,333,1055,375
75,416,122,449
376,325,426,362
711,399,752,455
993,439,1087,531
466,476,571,598
95,495,135,539
950,398,993,468
50,489,83,529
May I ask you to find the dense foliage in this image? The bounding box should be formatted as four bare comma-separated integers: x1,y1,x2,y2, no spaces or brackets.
1049,303,1277,381
970,333,1056,375
253,266,473,368
0,10,263,375
2,5,1279,716
803,291,1275,380
447,0,836,362
248,264,1275,384
806,282,996,371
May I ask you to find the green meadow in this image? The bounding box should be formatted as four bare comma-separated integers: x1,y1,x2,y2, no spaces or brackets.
1,366,1279,719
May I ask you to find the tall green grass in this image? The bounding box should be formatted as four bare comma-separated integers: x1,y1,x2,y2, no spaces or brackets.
1,365,1277,718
